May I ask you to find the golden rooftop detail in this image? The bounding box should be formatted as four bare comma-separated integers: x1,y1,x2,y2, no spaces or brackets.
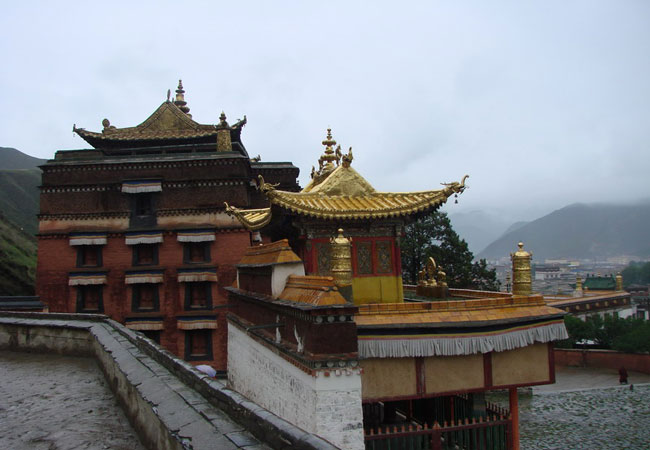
73,81,247,145
511,242,532,296
173,79,191,116
278,275,348,306
226,128,469,226
237,239,302,266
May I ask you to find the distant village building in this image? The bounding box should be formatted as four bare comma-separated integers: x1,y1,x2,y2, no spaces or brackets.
36,82,299,371
226,133,568,450
545,273,634,319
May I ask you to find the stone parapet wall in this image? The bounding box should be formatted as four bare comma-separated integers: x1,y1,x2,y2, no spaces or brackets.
0,311,337,450
555,348,650,375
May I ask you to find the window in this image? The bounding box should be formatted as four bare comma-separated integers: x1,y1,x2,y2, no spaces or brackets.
140,330,161,344
315,242,331,276
353,239,395,276
76,285,103,313
376,241,393,274
76,245,102,267
185,330,213,360
132,244,158,266
132,284,160,312
183,242,211,264
135,194,153,216
184,282,212,310
130,194,156,227
356,242,373,275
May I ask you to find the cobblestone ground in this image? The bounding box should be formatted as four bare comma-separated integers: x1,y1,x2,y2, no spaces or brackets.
0,351,145,450
490,385,650,450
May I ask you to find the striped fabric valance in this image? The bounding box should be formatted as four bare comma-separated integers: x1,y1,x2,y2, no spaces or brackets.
125,231,163,245
125,317,164,331
177,229,216,243
69,232,107,246
358,319,569,359
125,270,164,284
69,272,107,286
177,315,218,330
177,268,218,283
122,180,162,193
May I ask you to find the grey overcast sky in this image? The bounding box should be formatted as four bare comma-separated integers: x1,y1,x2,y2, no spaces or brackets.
1,1,649,223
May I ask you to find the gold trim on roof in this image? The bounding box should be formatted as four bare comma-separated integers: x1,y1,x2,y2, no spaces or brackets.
258,172,468,220
224,203,272,231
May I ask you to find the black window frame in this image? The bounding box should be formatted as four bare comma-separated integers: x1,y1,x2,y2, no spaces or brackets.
184,329,213,361
131,283,160,312
184,282,213,310
130,193,157,228
76,245,103,268
140,330,161,344
76,285,104,313
132,244,159,266
183,241,211,264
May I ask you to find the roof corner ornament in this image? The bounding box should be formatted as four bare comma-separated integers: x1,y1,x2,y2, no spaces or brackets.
341,147,353,168
174,80,191,116
257,175,279,193
166,89,171,102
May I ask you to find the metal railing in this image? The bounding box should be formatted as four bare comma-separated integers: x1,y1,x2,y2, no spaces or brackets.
364,414,512,450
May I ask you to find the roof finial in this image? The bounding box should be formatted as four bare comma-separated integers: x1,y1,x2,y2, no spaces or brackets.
318,128,340,174
174,79,191,116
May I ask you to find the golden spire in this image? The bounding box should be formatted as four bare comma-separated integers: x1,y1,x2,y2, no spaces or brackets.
174,80,191,116
318,128,340,173
511,242,532,296
616,273,623,291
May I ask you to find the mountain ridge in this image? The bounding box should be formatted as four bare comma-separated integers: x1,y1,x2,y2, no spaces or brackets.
478,201,650,261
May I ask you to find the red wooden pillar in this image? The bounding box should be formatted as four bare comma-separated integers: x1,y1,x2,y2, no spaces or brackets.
509,387,520,450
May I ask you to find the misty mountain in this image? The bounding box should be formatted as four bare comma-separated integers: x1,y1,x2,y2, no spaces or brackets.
447,210,515,255
0,147,46,170
478,202,650,261
0,147,43,235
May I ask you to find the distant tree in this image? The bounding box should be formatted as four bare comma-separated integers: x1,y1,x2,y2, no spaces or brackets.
621,261,650,287
401,211,499,290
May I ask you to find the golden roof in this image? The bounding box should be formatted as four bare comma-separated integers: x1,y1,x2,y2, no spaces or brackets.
278,275,348,306
225,128,468,225
237,239,302,266
73,83,246,147
355,295,564,327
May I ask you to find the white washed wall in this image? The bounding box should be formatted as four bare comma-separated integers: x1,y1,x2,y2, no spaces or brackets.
228,324,364,450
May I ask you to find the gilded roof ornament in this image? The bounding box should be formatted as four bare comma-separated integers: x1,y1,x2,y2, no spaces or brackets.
317,128,341,174
174,80,191,116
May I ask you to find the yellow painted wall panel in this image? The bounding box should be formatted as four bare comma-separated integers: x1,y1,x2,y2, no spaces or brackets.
424,354,484,394
491,343,550,386
352,276,404,304
361,358,416,399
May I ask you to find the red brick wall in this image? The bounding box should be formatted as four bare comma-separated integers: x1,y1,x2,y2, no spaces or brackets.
554,349,650,375
37,230,251,371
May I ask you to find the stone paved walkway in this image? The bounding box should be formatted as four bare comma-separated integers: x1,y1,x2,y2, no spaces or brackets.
0,351,145,450
489,367,650,450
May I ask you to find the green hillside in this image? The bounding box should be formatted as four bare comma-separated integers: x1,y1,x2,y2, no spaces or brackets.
0,168,41,235
0,147,44,295
0,212,37,295
478,202,650,261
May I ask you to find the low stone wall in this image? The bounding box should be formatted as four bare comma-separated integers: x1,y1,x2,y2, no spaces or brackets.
0,312,338,450
555,348,650,375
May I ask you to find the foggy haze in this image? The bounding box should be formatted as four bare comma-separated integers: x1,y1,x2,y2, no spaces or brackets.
1,1,649,226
